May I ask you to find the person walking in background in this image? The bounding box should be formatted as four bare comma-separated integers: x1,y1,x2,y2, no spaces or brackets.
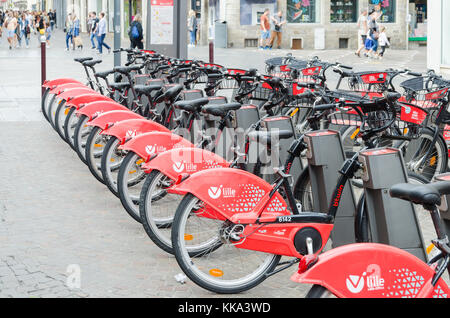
377,26,390,59
44,11,51,48
128,13,143,49
3,11,18,49
269,11,285,49
65,13,74,51
259,8,270,50
364,10,380,58
49,9,55,31
20,12,30,48
95,12,110,54
72,14,80,50
355,9,368,57
187,10,197,47
89,12,99,50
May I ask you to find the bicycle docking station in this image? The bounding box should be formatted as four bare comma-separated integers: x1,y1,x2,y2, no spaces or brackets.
358,147,427,261
432,172,450,237
304,129,357,247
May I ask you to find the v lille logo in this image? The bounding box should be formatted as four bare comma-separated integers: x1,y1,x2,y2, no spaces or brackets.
172,162,184,173
208,186,222,199
145,145,155,155
346,275,364,294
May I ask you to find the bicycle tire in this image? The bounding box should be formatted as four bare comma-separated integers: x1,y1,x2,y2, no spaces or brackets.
100,136,123,197
41,88,50,122
305,284,336,298
85,126,107,184
171,193,281,294
64,107,79,150
54,100,70,142
73,114,91,164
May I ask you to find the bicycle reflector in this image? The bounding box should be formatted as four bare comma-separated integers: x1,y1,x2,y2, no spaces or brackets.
175,173,190,185
297,254,319,274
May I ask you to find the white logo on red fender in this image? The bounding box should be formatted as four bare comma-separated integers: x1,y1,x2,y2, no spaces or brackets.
346,274,365,293
346,264,384,294
145,145,155,155
273,229,287,236
125,129,138,139
173,162,184,173
208,186,222,199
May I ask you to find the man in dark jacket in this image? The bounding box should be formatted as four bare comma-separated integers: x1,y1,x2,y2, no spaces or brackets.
128,14,143,49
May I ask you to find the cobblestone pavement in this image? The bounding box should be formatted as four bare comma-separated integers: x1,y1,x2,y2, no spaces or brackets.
0,30,446,298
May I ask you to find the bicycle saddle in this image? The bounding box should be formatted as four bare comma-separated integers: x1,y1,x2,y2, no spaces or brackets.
174,97,209,113
201,102,242,117
162,84,183,102
385,92,402,102
113,64,143,74
83,59,102,67
109,82,131,90
74,57,93,63
390,181,450,206
95,70,115,79
247,130,294,146
134,84,163,95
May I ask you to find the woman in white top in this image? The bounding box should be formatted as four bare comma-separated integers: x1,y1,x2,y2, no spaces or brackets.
355,9,368,57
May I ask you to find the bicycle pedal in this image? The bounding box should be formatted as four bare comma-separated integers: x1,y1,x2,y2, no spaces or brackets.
174,273,187,284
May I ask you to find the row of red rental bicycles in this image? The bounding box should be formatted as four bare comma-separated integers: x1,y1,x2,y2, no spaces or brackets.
41,48,450,297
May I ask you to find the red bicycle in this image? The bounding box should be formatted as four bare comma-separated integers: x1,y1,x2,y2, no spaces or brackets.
292,180,450,298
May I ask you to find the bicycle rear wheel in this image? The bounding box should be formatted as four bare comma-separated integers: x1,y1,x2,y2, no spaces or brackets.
171,193,281,294
305,285,337,298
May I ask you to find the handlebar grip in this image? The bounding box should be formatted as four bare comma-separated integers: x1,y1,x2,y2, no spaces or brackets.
339,64,353,70
408,72,422,77
313,103,339,112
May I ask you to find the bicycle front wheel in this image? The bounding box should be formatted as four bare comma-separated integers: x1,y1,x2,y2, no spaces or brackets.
171,193,281,294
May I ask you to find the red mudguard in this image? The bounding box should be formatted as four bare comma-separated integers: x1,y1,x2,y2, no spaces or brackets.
100,119,170,144
54,87,99,102
141,147,230,179
291,243,450,298
65,94,113,110
169,168,290,223
42,78,83,89
75,101,130,121
86,110,143,130
49,82,89,95
118,132,193,162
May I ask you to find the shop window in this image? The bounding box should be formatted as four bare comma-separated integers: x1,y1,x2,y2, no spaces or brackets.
292,38,303,49
244,38,258,47
369,0,396,23
287,0,320,23
330,0,358,23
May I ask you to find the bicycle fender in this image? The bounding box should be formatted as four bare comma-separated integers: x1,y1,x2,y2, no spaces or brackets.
168,168,290,223
291,243,449,298
43,78,83,89
65,94,113,110
75,101,130,121
49,82,89,95
101,119,170,144
118,132,193,162
54,87,99,102
86,110,143,130
141,147,230,180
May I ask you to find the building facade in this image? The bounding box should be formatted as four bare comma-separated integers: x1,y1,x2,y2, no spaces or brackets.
426,0,449,76
196,0,427,50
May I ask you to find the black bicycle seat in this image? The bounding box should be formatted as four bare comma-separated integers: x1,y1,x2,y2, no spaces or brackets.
109,82,131,90
95,70,115,79
83,59,102,67
390,181,450,207
134,84,164,96
247,130,294,146
385,92,402,102
113,64,143,74
201,102,241,117
163,84,184,101
74,57,93,63
174,97,209,113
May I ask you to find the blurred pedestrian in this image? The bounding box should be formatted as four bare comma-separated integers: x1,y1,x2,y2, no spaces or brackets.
355,9,368,57
72,14,80,50
259,8,271,50
89,12,99,50
49,9,55,31
377,26,390,59
3,11,18,50
129,13,143,49
20,12,30,48
187,10,197,47
269,11,285,49
95,12,110,54
65,13,74,51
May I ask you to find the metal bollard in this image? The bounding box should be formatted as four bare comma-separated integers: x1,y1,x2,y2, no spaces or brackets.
209,40,214,64
40,35,46,96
